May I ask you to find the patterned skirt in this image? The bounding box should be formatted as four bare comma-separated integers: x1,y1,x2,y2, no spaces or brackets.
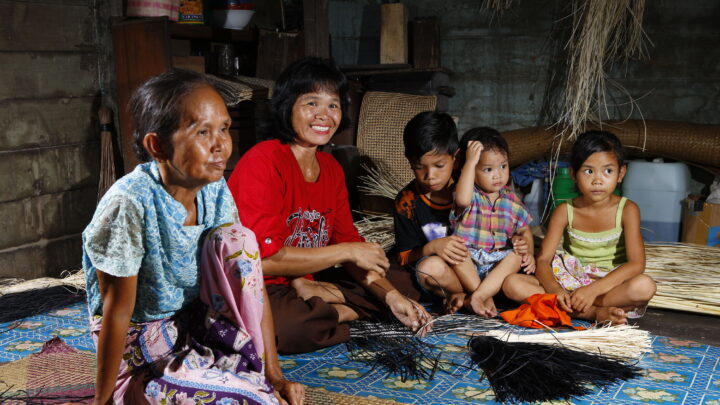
90,223,278,405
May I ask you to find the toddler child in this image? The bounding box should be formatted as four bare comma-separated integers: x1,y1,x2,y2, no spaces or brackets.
450,127,537,317
394,112,471,313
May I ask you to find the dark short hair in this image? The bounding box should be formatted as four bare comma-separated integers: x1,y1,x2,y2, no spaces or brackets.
570,130,625,172
457,127,509,167
129,68,214,162
260,57,351,143
402,111,458,164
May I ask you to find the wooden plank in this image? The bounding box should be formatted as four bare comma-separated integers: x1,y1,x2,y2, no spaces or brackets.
0,235,83,279
411,18,440,68
0,1,94,51
0,143,100,204
0,187,95,250
0,52,97,100
0,97,97,150
303,0,330,58
112,17,172,173
256,29,304,80
380,3,407,64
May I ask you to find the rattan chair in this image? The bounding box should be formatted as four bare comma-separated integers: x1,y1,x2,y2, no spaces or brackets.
355,91,438,187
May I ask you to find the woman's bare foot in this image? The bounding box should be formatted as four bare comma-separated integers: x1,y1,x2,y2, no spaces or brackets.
290,278,345,304
466,291,494,317
594,306,627,325
443,292,466,314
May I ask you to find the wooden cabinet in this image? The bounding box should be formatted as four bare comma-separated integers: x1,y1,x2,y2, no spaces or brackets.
111,17,261,176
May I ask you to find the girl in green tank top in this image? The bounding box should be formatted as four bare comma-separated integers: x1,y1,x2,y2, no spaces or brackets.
521,131,656,325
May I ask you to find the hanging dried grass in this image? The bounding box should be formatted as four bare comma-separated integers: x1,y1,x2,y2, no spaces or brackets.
483,0,514,13
645,243,720,316
357,164,404,200
555,0,650,141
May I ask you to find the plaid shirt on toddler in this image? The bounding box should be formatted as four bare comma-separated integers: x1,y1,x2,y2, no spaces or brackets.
450,185,532,252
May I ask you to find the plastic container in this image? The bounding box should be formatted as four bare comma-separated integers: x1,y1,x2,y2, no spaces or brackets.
523,178,544,226
551,167,578,208
622,159,691,242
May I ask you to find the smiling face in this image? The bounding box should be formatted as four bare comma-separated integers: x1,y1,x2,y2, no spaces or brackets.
164,85,232,188
572,151,626,203
290,89,341,148
474,148,509,197
411,150,455,195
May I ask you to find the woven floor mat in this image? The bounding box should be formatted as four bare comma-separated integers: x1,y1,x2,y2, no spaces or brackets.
306,387,397,404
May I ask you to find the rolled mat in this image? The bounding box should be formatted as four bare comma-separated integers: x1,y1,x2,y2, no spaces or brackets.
503,120,720,174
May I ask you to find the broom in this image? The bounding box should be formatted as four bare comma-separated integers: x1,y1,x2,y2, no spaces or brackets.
97,106,117,200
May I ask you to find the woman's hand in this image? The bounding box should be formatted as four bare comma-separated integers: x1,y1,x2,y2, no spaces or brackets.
385,290,433,336
345,242,390,277
429,236,468,265
272,378,305,405
570,285,599,314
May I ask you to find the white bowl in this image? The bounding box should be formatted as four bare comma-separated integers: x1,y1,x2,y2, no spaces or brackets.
212,9,255,30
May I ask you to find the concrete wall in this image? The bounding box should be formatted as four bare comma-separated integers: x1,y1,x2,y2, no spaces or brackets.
0,0,120,279
329,0,720,134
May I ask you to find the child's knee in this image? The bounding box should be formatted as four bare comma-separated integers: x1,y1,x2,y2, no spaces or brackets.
417,256,452,280
629,274,656,302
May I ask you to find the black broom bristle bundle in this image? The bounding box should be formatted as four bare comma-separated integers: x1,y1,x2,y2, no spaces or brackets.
0,287,85,325
346,335,443,382
468,336,641,404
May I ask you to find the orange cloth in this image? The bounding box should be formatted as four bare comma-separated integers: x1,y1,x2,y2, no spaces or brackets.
500,293,585,330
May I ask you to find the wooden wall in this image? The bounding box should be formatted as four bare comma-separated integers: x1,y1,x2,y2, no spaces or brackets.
0,0,120,279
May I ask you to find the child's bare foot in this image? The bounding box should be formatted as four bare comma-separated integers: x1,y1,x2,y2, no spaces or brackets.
483,296,497,317
443,292,466,314
290,278,345,304
466,292,494,317
595,306,627,325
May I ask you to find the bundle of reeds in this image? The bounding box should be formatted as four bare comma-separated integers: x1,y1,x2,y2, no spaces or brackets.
482,324,651,360
98,106,117,200
645,243,720,316
357,164,403,200
353,212,395,251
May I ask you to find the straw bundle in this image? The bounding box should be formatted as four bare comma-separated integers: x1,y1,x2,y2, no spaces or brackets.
206,74,254,106
645,243,720,316
556,0,649,141
482,324,651,360
357,164,404,200
353,212,395,251
98,106,117,200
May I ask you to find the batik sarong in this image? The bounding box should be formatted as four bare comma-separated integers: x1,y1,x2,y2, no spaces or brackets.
90,223,278,405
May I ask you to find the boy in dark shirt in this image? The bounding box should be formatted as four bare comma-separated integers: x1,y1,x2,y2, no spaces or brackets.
394,112,470,313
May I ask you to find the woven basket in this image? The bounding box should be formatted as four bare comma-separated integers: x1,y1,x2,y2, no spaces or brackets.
356,92,437,187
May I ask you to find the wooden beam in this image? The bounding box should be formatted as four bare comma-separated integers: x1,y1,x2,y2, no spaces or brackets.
303,0,330,58
380,3,408,64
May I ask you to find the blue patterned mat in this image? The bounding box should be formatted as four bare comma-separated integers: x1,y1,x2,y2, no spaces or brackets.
1,301,719,404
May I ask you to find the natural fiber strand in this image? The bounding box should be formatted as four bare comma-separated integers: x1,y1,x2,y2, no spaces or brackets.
353,212,395,251
644,242,720,315
357,164,404,200
555,0,649,141
98,106,116,200
482,324,651,360
0,271,86,324
468,335,642,404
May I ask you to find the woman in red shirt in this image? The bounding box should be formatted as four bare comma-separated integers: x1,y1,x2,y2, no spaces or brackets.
228,57,431,354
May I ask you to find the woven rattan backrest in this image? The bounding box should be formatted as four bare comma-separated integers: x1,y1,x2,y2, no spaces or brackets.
356,91,437,187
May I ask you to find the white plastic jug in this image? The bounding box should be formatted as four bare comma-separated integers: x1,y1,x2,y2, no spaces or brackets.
523,178,543,227
622,159,691,242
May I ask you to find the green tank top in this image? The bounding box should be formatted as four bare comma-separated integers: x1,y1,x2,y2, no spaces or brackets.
562,197,628,270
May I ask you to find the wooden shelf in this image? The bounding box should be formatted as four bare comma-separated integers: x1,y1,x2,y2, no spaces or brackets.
169,22,257,42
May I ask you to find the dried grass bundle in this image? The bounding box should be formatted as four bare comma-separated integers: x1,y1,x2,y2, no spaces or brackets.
483,0,514,13
357,164,403,200
0,270,86,324
482,324,651,360
353,212,395,251
556,0,649,141
645,243,720,316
